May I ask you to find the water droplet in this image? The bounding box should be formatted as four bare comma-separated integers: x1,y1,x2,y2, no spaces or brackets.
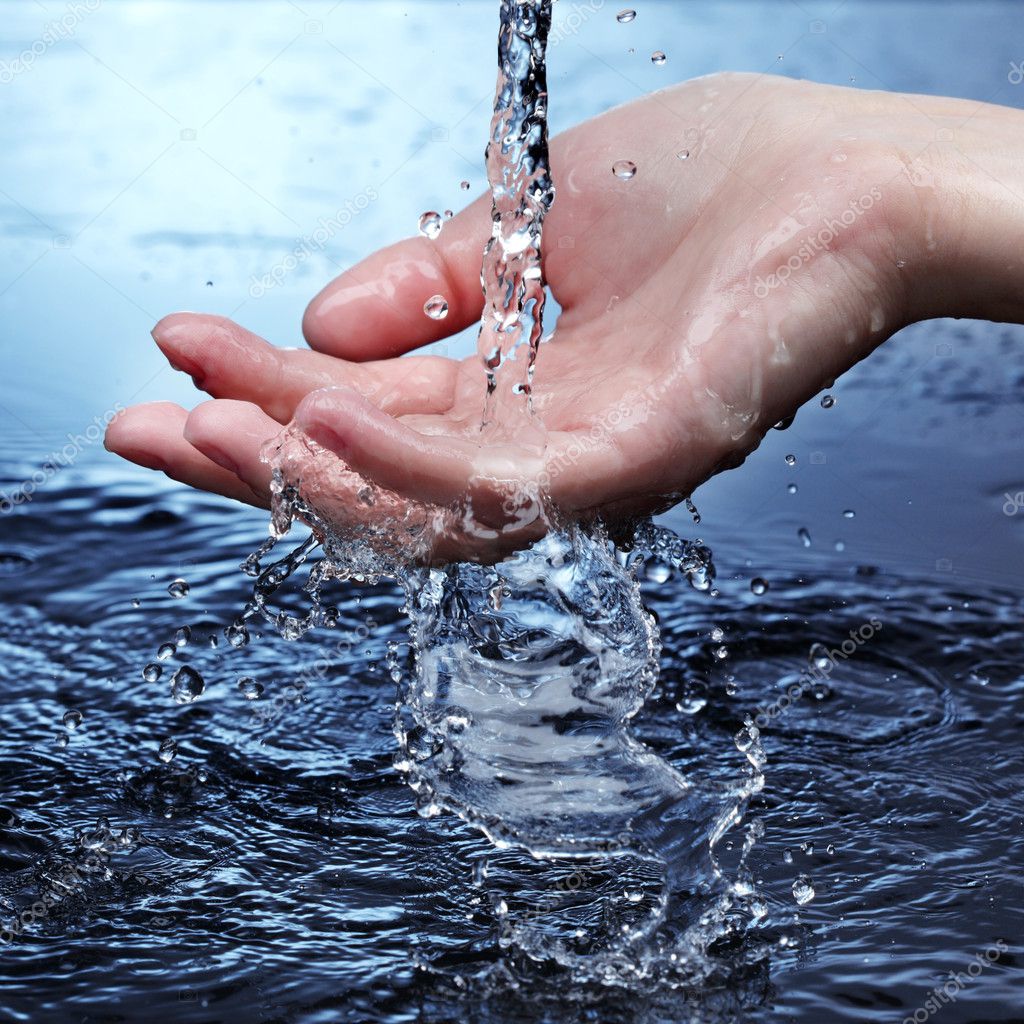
710,626,725,642
616,8,636,22
158,738,177,764
624,889,643,903
54,733,68,750
895,258,906,269
170,666,205,705
143,663,162,683
645,561,671,583
821,394,835,409
783,848,794,864
842,509,855,519
651,51,667,65
174,625,191,648
827,843,836,856
156,642,176,661
798,527,812,548
224,622,250,648
809,643,832,671
793,874,816,905
750,577,769,596
238,677,263,700
785,453,796,466
424,295,449,320
787,483,798,494
676,149,690,160
167,578,190,599
612,159,637,180
443,209,453,219
460,180,470,190
675,695,707,715
418,211,442,239
774,415,794,430
62,710,82,730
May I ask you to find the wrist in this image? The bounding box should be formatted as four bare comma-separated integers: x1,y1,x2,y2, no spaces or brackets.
902,98,1024,325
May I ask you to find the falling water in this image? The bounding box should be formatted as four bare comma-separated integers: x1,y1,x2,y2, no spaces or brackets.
252,0,765,986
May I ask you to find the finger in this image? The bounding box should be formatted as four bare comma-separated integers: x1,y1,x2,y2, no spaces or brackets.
182,400,281,497
294,386,687,520
153,312,458,423
302,194,491,361
104,402,268,507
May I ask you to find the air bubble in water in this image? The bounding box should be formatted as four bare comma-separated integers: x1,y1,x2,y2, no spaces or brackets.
750,577,769,596
616,8,636,22
158,738,177,764
168,578,190,599
785,454,796,466
238,677,264,700
792,874,816,905
821,394,835,409
156,642,176,661
612,160,637,180
418,211,443,239
798,527,812,548
170,666,205,705
62,710,83,730
424,295,449,320
143,663,162,682
651,51,667,65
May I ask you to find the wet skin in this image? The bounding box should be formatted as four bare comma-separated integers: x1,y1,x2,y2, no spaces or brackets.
105,74,1024,559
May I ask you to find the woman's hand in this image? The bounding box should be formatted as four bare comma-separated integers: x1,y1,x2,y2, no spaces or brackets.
105,73,1024,556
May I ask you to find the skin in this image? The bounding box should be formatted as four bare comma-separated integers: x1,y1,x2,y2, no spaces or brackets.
105,73,1024,560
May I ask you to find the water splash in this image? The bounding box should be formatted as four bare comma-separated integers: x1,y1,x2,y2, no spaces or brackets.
249,0,765,985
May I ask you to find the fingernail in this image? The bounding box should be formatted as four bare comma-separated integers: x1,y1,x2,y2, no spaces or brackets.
152,316,205,385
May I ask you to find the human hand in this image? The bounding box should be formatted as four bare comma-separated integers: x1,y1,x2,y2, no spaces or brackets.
105,73,1024,559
